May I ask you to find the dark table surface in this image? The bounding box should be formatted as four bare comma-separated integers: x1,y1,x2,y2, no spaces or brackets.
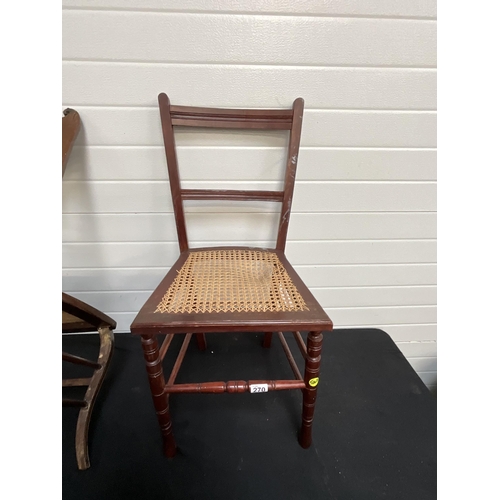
62,328,436,500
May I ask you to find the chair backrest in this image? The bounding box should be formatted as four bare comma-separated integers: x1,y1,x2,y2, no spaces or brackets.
62,108,81,177
158,93,304,253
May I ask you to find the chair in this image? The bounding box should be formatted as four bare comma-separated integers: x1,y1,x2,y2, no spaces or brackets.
130,94,333,458
62,108,116,470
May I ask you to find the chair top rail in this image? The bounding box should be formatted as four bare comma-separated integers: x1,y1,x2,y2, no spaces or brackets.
168,98,293,130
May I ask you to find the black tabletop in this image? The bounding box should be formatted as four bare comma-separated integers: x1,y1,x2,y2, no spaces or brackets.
63,328,436,500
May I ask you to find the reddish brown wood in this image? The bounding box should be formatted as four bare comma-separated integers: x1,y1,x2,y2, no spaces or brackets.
293,331,308,359
277,332,303,381
62,108,81,176
164,379,306,394
159,333,174,362
131,95,333,455
74,327,114,469
63,399,87,408
63,292,117,332
171,117,292,129
181,189,284,202
158,93,189,252
195,333,207,351
276,98,304,251
62,293,116,467
299,331,323,449
167,333,193,385
62,378,92,387
170,104,293,120
62,351,101,370
141,334,177,458
262,332,273,348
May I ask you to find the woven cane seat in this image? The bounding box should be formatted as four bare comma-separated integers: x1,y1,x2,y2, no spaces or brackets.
155,249,309,314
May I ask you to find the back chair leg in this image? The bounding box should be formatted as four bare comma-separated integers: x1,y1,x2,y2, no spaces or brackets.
195,333,207,351
141,334,177,457
299,331,323,449
262,332,273,348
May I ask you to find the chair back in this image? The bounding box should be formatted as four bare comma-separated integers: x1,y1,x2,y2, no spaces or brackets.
158,94,304,252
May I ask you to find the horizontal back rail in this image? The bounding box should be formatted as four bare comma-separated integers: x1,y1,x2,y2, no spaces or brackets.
170,104,293,130
181,189,284,202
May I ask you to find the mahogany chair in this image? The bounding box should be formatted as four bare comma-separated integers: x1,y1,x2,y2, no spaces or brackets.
130,94,333,458
62,108,116,470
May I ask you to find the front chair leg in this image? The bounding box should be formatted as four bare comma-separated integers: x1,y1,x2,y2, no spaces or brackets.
299,331,323,448
141,334,177,457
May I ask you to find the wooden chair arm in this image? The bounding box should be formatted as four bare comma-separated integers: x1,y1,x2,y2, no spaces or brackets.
62,292,117,330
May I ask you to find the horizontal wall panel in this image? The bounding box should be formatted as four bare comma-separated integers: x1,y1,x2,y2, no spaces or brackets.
312,286,436,308
62,62,437,110
63,12,436,67
395,341,437,358
62,181,437,213
71,291,150,312
70,108,437,148
62,213,437,242
62,240,436,268
295,264,437,287
62,264,437,292
325,306,437,326
64,147,437,182
63,267,166,292
63,212,277,243
376,324,436,342
406,357,437,373
416,372,437,386
62,1,437,19
68,287,436,314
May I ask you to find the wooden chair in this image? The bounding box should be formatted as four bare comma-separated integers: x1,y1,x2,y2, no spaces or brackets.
130,94,333,458
62,109,116,470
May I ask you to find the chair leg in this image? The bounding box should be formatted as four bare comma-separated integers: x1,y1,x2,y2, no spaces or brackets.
263,332,273,348
299,331,323,449
195,333,207,351
74,327,114,470
141,334,177,458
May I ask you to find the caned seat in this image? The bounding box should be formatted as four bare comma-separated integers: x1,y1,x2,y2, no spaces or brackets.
130,94,333,458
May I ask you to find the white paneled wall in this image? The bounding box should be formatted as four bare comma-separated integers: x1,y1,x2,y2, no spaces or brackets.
62,1,437,389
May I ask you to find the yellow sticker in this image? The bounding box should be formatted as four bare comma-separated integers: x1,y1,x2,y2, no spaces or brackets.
309,377,319,387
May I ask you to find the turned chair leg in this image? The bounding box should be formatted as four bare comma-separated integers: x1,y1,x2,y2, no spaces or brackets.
195,333,207,351
262,332,273,348
299,331,323,449
141,334,177,457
